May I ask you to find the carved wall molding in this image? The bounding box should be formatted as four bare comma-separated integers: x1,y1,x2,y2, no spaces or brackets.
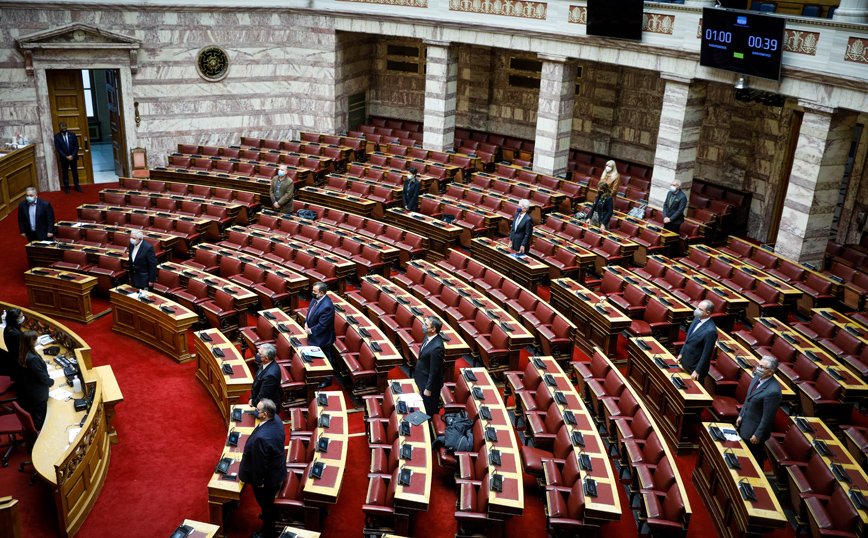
15,23,141,76
845,37,868,64
784,30,819,55
450,0,547,20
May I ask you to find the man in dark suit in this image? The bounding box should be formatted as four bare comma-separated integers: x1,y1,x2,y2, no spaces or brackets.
677,299,717,384
54,122,82,194
17,188,55,242
239,398,287,538
128,230,157,290
662,180,687,234
305,282,336,389
402,167,420,212
250,343,281,413
509,199,533,254
413,316,445,417
737,356,783,468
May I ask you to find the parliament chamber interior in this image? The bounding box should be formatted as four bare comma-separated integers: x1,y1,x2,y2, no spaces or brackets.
2,0,868,537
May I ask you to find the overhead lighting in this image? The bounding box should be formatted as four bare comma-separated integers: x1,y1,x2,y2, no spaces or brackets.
734,76,747,90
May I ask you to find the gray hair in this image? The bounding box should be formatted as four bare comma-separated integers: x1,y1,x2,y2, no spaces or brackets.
132,230,144,241
25,187,37,195
258,398,277,419
761,355,778,372
260,343,277,360
519,199,530,210
699,299,714,313
673,180,682,188
428,316,443,333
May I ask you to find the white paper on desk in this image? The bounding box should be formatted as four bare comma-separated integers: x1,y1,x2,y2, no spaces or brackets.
396,393,424,412
68,427,81,443
37,334,54,346
49,388,72,401
48,369,66,379
300,346,326,358
722,428,740,442
71,222,83,227
508,253,527,259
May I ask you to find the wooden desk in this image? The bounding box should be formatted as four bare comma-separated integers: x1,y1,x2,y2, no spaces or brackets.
526,358,622,528
550,278,631,361
0,144,38,222
470,237,549,293
693,422,787,538
110,285,198,363
353,273,470,382
302,391,348,531
256,308,336,401
92,365,123,444
160,260,259,321
25,268,98,324
26,240,130,271
626,337,714,455
195,328,253,426
207,404,258,537
176,520,221,538
56,220,179,255
1,301,120,538
279,526,320,538
99,187,245,224
297,186,376,218
386,207,463,261
150,167,273,199
806,308,868,382
711,330,797,405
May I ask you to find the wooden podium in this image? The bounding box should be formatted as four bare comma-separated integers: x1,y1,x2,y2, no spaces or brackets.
25,268,97,324
110,285,197,362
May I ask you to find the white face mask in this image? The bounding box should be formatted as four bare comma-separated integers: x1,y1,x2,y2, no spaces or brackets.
605,166,612,172
277,170,286,177
130,239,138,247
693,308,703,319
670,186,677,193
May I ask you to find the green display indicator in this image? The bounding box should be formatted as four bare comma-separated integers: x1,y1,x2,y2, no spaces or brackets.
733,52,744,59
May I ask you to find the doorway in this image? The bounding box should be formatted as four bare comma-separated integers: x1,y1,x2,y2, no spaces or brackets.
47,68,127,185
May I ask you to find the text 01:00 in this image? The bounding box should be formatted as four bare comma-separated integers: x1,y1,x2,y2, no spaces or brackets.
705,29,732,43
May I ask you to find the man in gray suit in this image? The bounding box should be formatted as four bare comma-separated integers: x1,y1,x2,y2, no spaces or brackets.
677,299,717,383
737,355,782,468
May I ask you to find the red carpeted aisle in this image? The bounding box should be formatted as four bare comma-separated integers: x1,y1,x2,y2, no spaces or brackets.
0,184,792,538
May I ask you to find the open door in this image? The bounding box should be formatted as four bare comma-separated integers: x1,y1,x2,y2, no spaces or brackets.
105,69,127,177
46,69,93,185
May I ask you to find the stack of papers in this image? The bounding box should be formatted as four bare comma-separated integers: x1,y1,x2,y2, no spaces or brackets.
37,334,54,346
49,388,72,401
300,346,326,358
48,369,66,379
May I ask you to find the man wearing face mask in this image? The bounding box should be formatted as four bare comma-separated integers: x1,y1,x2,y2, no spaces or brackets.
413,316,445,417
127,230,158,290
305,282,336,389
509,199,533,254
676,299,717,384
736,356,782,468
662,180,687,234
238,398,286,538
17,187,55,242
402,167,421,212
270,164,294,214
249,343,281,413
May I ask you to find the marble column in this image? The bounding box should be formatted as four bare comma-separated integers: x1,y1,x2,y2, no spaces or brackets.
422,40,458,153
533,54,578,178
833,0,868,23
649,74,707,208
774,102,857,265
590,64,618,157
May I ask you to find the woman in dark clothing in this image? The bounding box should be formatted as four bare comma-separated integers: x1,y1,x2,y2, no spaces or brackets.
3,308,24,381
590,181,615,230
19,330,53,430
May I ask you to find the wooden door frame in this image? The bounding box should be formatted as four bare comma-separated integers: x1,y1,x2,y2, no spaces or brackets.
17,23,140,192
46,69,94,186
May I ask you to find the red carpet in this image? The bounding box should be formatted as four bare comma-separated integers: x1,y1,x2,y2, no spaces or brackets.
0,184,795,538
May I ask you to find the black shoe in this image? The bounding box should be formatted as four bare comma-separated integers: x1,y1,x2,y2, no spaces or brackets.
74,185,83,192
317,377,332,389
64,187,70,194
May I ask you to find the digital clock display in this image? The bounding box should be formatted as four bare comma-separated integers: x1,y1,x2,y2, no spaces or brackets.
700,7,785,81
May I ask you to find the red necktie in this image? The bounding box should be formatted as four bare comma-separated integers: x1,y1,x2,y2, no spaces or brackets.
750,380,761,395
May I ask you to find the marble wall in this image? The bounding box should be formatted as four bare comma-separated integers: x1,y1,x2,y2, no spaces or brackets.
368,39,426,122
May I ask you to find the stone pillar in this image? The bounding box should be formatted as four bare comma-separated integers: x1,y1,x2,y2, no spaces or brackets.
422,40,458,153
774,102,857,265
649,74,707,208
533,54,578,178
590,63,618,157
833,0,868,23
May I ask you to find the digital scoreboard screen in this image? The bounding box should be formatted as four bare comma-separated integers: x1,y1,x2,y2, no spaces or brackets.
700,7,785,81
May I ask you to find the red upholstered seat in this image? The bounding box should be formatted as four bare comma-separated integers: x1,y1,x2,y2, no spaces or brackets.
710,373,752,422
87,256,127,294
51,250,92,273
643,483,686,533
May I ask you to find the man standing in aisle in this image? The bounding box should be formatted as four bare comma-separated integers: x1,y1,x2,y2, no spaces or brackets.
306,282,336,389
128,230,157,290
403,167,420,212
54,122,82,194
736,356,782,469
17,187,55,242
250,343,281,414
662,180,687,234
270,164,294,214
239,398,286,538
677,299,717,384
413,316,445,417
509,199,533,254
